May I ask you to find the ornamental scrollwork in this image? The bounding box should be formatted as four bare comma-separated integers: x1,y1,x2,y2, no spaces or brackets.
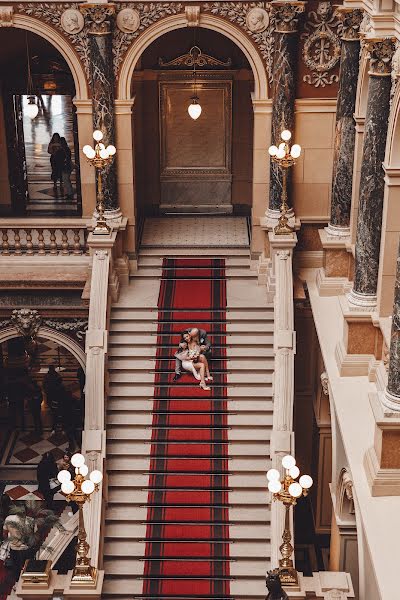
42,318,89,341
17,3,90,80
159,45,232,69
113,3,184,76
203,2,276,82
301,1,342,88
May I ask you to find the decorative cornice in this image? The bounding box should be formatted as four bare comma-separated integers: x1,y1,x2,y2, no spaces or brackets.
364,37,396,77
159,45,232,69
80,3,115,35
270,1,305,34
337,7,363,42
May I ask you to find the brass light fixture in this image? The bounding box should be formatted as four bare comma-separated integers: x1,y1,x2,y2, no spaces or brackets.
25,33,38,120
268,130,301,235
82,130,116,235
188,46,202,120
267,455,313,586
58,453,103,586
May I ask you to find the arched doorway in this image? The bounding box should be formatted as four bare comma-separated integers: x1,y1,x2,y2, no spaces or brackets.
0,28,84,217
133,27,255,216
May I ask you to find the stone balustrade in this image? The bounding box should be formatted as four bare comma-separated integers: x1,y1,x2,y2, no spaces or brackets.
0,219,90,256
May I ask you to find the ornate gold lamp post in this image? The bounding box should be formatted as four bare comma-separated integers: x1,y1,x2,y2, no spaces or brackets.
58,453,103,587
268,130,301,235
267,454,313,586
83,130,116,235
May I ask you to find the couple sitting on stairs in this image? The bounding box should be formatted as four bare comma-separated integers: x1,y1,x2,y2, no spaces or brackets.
174,327,213,391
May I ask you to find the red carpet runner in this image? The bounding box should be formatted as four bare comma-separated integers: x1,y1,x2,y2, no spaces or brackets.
142,258,231,599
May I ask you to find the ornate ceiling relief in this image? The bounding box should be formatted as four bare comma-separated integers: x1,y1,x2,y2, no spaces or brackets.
113,3,184,76
301,1,342,88
16,3,90,80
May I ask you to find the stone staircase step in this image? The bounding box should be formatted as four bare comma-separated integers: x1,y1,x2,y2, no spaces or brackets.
106,488,270,505
107,399,273,412
104,521,270,540
106,427,272,442
138,256,252,268
109,321,274,333
102,577,267,597
106,413,273,427
105,505,270,523
139,247,250,256
106,440,270,457
108,473,269,489
106,456,270,472
108,358,274,372
110,308,273,320
130,268,258,280
108,372,273,385
108,333,274,345
108,346,274,358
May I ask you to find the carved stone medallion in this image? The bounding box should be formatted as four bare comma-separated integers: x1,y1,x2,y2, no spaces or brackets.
11,308,42,339
61,8,84,34
0,6,13,27
246,7,269,33
116,7,140,33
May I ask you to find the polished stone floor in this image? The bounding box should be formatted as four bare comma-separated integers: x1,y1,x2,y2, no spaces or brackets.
22,94,79,215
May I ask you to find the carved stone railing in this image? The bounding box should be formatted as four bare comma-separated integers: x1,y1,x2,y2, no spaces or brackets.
267,230,298,568
0,218,90,256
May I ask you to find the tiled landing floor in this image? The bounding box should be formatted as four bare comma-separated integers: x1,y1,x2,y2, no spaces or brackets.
2,430,69,466
0,480,65,502
141,216,249,247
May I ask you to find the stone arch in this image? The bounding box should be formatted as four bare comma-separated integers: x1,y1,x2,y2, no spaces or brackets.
12,14,89,101
117,13,268,101
0,325,86,370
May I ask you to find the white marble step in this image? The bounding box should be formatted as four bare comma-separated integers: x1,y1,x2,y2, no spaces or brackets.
109,321,274,333
107,412,273,427
138,256,252,267
106,456,270,472
108,385,273,398
107,399,273,412
105,505,269,523
108,333,274,346
106,427,272,442
108,372,273,384
108,358,274,372
105,521,269,540
106,488,270,505
103,557,270,577
106,440,270,457
108,345,274,358
108,472,269,489
130,268,258,280
110,308,274,320
139,247,250,256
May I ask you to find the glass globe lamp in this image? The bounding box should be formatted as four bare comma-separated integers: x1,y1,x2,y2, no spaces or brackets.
266,468,280,482
188,97,202,120
281,129,292,141
90,470,103,485
71,453,85,468
93,130,103,141
25,97,39,120
282,455,296,470
299,475,313,489
288,482,303,498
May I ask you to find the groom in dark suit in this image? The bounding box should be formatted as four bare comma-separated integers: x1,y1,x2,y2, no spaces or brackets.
173,327,211,381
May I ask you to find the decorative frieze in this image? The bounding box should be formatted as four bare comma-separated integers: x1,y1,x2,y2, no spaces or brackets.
17,3,90,80
113,3,183,75
301,1,341,89
42,318,89,341
0,6,13,27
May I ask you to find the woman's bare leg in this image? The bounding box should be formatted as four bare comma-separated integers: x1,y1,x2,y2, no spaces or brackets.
194,362,210,390
199,355,212,380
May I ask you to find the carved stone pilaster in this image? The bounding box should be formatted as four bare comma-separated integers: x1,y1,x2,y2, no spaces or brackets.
337,7,363,42
270,1,305,33
80,3,119,212
364,37,396,76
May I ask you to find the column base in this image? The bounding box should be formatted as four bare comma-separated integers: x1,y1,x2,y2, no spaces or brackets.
380,388,400,413
93,207,123,226
346,288,377,310
325,223,350,238
264,207,295,231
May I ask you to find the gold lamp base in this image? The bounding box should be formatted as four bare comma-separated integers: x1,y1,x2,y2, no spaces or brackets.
274,214,294,236
70,564,98,587
278,565,298,586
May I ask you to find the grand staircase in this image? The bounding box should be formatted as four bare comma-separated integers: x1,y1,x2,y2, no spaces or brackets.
102,234,274,600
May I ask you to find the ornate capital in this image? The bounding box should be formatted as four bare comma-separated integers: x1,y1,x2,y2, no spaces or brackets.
270,1,305,34
80,3,115,35
337,7,363,42
364,37,396,76
320,371,329,396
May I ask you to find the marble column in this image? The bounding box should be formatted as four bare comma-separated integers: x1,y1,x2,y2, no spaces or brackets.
80,4,119,215
382,240,400,411
348,38,396,308
327,8,363,237
268,1,305,216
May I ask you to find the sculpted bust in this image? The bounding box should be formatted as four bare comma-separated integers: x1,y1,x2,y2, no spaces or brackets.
61,9,84,34
117,8,140,33
246,7,269,33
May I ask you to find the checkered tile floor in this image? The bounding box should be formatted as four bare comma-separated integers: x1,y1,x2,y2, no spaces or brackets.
3,430,69,466
1,481,65,502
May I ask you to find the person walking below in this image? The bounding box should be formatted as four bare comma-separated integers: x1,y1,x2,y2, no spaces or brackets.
37,453,59,510
27,380,43,435
43,366,61,433
60,137,74,200
47,133,64,191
